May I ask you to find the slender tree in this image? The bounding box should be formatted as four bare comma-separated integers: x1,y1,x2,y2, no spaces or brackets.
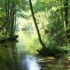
64,0,68,46
64,0,68,29
29,0,46,48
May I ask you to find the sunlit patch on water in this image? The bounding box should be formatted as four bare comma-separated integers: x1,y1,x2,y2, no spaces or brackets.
21,55,41,70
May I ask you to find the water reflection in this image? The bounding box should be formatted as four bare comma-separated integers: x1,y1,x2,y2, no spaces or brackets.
16,30,40,56
0,30,70,70
21,55,41,70
0,42,18,70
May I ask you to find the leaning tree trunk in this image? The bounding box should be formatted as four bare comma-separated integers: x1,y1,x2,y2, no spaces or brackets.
29,0,46,48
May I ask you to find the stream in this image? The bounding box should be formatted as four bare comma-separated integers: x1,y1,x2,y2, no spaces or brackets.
0,30,70,70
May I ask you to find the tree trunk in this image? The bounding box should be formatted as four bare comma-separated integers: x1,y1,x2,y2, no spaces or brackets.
29,0,46,48
9,2,15,37
0,0,9,30
64,0,68,29
64,0,68,46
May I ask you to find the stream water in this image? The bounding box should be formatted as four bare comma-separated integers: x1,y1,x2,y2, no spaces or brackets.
0,30,70,70
21,55,41,70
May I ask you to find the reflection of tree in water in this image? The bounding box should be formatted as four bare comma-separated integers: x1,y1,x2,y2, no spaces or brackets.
0,42,18,70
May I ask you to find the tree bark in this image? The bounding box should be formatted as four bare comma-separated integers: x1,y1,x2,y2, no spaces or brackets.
29,0,46,48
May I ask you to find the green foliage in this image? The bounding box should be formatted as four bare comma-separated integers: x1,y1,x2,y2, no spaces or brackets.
0,0,6,25
33,0,70,53
17,0,29,11
0,0,70,56
46,10,65,46
0,0,29,40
